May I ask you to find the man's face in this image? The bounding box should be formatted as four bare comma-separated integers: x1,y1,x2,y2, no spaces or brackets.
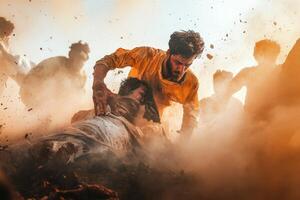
127,86,146,103
168,54,197,82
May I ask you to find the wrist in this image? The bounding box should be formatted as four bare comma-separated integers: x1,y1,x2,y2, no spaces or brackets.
92,80,105,90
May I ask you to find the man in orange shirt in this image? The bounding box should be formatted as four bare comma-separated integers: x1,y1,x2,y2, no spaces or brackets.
93,30,205,138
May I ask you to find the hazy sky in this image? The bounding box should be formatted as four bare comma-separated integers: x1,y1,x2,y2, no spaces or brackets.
1,0,300,99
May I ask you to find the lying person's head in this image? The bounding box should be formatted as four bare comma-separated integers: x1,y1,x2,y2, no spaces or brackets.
110,78,160,123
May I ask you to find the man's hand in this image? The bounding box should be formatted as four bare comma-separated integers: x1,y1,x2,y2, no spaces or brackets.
92,82,115,116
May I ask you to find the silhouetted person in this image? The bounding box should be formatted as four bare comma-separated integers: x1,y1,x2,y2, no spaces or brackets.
228,39,281,120
277,38,300,105
199,70,243,125
19,41,89,109
0,17,34,95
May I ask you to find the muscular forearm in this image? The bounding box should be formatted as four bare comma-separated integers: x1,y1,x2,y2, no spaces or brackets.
93,64,110,88
228,80,243,96
180,104,199,137
92,63,115,116
228,68,250,96
181,114,197,134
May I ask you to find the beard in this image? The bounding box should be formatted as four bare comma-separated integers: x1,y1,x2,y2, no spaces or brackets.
166,58,180,82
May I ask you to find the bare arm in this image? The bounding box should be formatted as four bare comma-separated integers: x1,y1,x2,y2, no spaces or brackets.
93,47,146,86
179,81,200,139
180,103,199,139
92,47,144,115
93,63,110,87
0,43,17,65
228,68,252,96
92,64,114,115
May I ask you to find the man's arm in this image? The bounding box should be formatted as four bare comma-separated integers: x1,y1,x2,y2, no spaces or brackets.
179,81,200,139
0,44,33,85
0,43,16,65
180,102,199,138
93,64,113,116
93,47,146,115
228,67,251,96
93,63,110,88
93,47,138,85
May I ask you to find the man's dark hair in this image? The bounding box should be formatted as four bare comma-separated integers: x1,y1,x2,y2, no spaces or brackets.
0,17,14,38
168,30,204,58
118,78,160,123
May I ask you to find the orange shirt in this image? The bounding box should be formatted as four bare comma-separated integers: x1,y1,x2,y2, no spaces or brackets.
95,46,199,118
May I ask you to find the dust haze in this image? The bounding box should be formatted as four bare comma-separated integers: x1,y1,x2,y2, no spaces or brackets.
1,0,300,199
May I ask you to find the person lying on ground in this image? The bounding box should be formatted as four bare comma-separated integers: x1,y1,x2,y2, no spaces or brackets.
0,78,167,171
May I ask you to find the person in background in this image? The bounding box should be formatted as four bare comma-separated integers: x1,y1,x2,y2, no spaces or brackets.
19,41,89,109
199,70,243,126
0,16,34,95
228,39,281,120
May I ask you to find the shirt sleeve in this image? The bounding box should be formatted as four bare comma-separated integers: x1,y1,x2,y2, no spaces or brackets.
94,47,149,70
